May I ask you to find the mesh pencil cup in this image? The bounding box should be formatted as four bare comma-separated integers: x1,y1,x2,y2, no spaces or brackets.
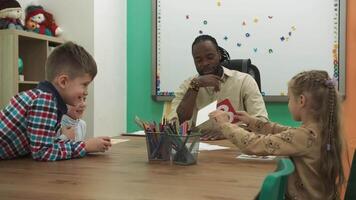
167,132,201,165
145,132,170,162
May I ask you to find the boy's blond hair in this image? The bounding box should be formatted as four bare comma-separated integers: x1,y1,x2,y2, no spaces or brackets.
46,42,97,81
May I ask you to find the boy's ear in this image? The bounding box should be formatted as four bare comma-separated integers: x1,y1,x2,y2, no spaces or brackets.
56,74,70,89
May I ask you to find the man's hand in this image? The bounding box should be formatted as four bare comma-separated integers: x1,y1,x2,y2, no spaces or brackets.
195,74,222,92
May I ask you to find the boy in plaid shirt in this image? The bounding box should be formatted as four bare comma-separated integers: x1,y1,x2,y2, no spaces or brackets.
0,42,111,161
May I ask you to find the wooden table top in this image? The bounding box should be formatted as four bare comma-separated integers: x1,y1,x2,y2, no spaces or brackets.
0,137,276,200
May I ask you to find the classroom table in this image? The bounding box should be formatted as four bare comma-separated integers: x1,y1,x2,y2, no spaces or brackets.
0,137,276,200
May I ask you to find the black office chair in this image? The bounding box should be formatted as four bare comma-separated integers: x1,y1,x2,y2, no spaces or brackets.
221,59,261,92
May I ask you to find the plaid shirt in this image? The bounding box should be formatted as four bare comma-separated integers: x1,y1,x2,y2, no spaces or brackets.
0,81,86,161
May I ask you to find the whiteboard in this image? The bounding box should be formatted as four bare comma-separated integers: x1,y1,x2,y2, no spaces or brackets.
152,0,346,101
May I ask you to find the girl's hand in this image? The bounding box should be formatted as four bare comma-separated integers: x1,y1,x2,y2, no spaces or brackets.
209,110,230,124
234,111,252,125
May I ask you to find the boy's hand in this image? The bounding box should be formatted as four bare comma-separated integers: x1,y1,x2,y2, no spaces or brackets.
84,137,112,153
62,126,76,140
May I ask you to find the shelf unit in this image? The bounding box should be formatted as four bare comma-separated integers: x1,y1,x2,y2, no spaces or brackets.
0,29,65,109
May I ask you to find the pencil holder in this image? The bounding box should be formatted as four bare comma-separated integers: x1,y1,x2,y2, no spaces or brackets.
145,132,171,162
167,132,201,165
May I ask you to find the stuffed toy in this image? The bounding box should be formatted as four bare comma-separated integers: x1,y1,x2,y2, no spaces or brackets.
0,0,24,30
25,5,62,36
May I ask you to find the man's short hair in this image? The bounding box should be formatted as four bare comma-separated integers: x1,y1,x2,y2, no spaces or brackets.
46,41,97,81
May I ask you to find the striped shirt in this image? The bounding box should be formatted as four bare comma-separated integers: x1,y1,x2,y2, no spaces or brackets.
0,81,86,161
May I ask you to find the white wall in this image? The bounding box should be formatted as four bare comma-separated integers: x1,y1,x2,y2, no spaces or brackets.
18,0,126,137
93,1,126,136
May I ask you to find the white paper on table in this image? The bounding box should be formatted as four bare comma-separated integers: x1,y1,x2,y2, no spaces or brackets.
111,139,130,145
236,153,276,161
196,101,217,126
199,142,230,151
121,130,145,136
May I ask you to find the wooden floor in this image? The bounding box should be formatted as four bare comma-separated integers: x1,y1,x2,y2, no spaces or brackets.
0,137,275,200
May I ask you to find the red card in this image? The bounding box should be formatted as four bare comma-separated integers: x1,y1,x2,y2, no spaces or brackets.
217,99,239,123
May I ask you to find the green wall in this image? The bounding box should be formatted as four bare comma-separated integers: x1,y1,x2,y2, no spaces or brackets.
127,0,163,132
127,0,299,132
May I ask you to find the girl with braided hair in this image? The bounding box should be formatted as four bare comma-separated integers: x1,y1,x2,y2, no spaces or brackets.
210,70,345,200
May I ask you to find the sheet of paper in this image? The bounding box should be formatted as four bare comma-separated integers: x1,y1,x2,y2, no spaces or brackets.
199,142,230,151
236,153,276,161
121,130,145,137
196,101,217,126
111,139,130,145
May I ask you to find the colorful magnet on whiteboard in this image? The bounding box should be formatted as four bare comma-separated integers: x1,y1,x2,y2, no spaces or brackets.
242,21,246,26
291,26,296,31
203,20,208,25
217,1,221,6
199,30,203,34
280,36,285,41
253,18,258,23
186,15,189,19
288,32,292,36
236,43,242,47
268,49,273,54
253,48,257,52
268,16,273,19
245,33,250,37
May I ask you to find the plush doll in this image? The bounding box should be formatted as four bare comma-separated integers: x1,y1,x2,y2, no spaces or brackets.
25,5,62,36
0,0,24,30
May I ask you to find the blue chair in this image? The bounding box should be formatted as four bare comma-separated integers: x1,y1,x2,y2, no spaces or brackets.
345,149,356,200
258,158,295,200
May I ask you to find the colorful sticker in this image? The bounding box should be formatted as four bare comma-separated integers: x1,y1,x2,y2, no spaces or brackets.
268,49,273,54
253,18,259,23
223,36,228,40
236,43,242,47
245,33,250,37
186,15,189,19
280,36,285,41
203,20,208,25
253,48,258,52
